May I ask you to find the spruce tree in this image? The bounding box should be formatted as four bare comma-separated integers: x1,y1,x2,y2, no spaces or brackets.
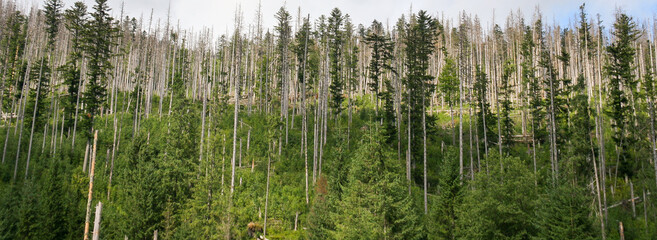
365,20,396,143
275,6,291,123
60,1,87,131
500,60,515,147
43,0,63,49
605,12,640,177
1,11,27,112
82,0,117,139
25,58,51,135
438,56,459,139
328,8,345,115
522,25,546,144
474,65,496,152
578,3,596,57
404,10,436,166
568,74,594,182
334,126,421,240
365,20,394,115
536,182,596,240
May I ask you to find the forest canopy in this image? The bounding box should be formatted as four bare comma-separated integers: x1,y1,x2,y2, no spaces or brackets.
0,0,656,239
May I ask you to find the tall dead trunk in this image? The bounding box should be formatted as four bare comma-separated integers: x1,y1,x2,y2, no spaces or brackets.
263,142,272,238
91,201,102,240
459,67,464,182
83,130,98,240
301,19,309,204
25,57,46,179
422,90,428,214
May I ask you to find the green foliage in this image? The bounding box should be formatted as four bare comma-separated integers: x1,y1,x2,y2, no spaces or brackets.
535,182,596,240
456,154,538,239
82,0,118,139
365,20,396,143
43,0,63,49
438,57,458,109
25,58,51,134
333,126,422,240
500,60,515,147
307,177,334,240
328,8,345,115
365,20,394,102
1,10,27,112
430,147,462,239
404,11,437,180
565,74,595,183
293,17,319,88
3,4,657,240
578,4,596,56
474,65,496,150
521,25,546,144
60,1,87,131
605,12,641,177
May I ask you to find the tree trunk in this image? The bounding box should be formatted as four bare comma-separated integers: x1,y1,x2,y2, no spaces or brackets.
25,58,46,179
263,144,272,238
407,95,411,195
423,91,427,214
83,130,98,240
459,70,464,182
92,201,102,240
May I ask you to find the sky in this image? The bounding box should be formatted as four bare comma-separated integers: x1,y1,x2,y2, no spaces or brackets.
19,0,657,36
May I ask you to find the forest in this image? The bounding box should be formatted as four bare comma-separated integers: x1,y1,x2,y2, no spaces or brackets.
0,0,656,239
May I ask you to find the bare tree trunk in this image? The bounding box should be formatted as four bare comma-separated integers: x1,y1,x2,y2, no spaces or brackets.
199,81,207,167
459,70,464,182
71,68,84,148
263,143,272,238
25,58,46,179
13,69,30,181
108,115,122,200
630,180,636,218
595,24,608,223
407,96,411,195
591,142,606,240
301,20,309,204
92,201,102,240
423,91,427,214
83,130,98,240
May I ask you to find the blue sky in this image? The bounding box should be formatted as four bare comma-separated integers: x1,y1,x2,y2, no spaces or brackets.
22,0,657,36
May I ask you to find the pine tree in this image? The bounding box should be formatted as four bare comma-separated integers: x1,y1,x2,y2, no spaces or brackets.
438,56,459,136
456,155,538,239
1,11,27,112
578,4,596,58
334,126,421,240
275,6,291,142
365,20,396,143
25,58,51,137
522,25,546,144
474,65,496,153
500,60,515,148
431,148,461,239
568,74,595,182
307,177,335,240
39,155,69,239
605,12,640,177
60,1,87,131
535,182,596,240
81,0,117,139
328,8,345,115
365,20,394,115
43,0,63,49
404,10,436,214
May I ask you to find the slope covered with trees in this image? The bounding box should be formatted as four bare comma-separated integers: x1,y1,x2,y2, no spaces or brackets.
1,0,657,239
